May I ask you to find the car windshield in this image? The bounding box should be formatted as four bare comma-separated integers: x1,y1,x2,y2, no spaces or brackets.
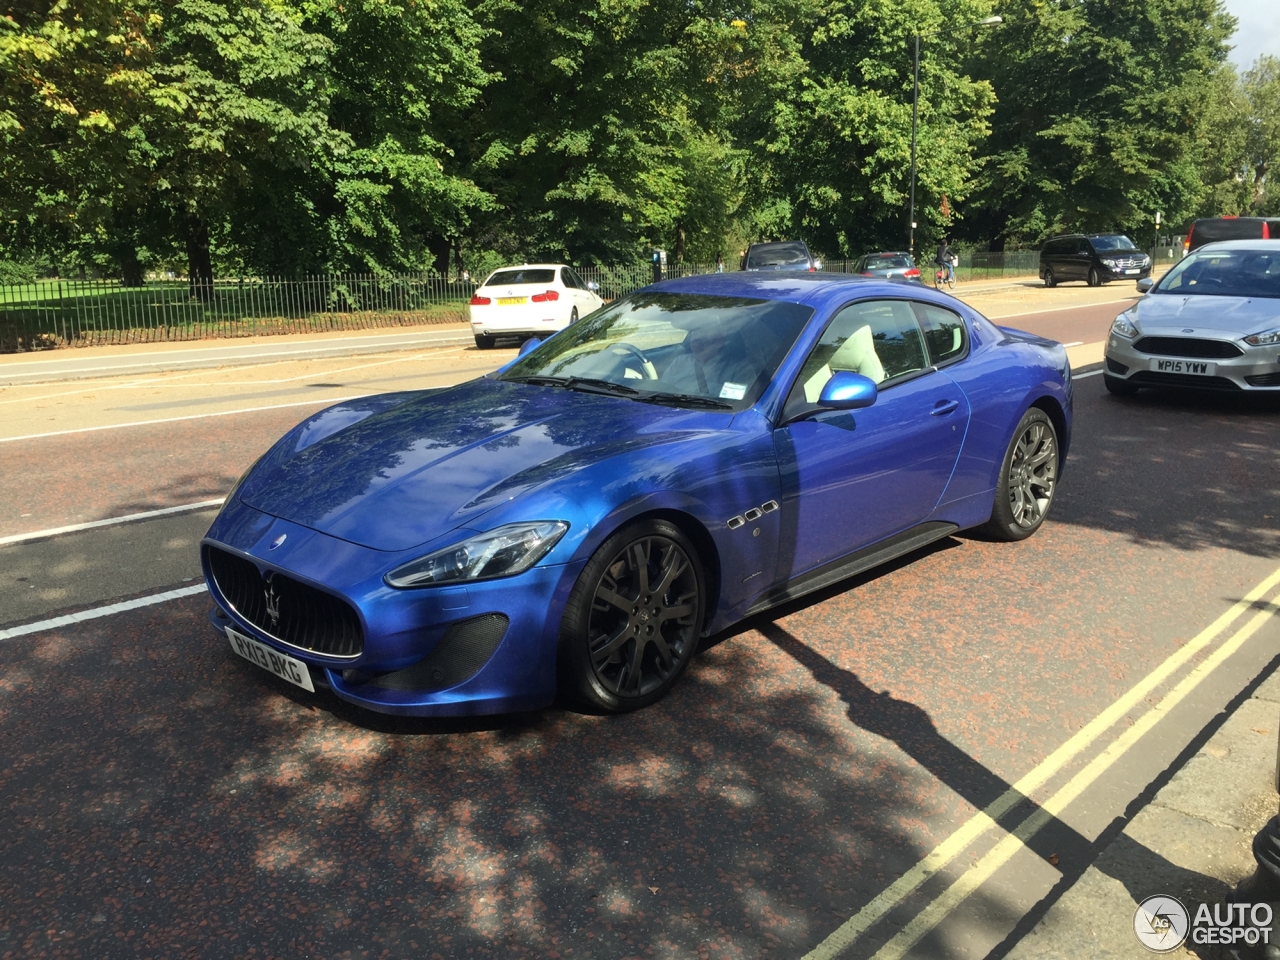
1090,235,1138,252
747,243,810,267
1153,249,1280,299
499,292,814,410
867,255,913,268
485,268,557,286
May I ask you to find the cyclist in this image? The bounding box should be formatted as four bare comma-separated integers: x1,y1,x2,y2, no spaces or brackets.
935,238,956,285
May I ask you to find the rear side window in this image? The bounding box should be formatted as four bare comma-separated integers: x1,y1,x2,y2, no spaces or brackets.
560,268,580,289
913,303,968,365
486,268,557,286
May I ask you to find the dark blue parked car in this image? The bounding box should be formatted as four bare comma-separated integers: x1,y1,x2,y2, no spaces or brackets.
203,273,1071,716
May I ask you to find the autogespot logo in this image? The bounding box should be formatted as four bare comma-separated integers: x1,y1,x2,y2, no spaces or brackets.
1133,896,1190,953
1134,896,1276,951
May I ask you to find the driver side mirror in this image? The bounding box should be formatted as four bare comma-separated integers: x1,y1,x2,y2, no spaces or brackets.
586,280,599,292
1136,277,1154,294
518,337,542,356
817,371,878,410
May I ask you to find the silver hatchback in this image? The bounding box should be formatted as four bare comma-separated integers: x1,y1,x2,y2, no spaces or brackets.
1103,240,1280,395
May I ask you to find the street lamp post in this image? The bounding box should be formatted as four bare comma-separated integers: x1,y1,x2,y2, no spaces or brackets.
908,15,1003,258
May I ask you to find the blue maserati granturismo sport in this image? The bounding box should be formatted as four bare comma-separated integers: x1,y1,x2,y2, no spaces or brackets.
203,272,1072,716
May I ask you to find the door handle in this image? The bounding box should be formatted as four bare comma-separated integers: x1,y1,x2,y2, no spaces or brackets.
931,399,960,416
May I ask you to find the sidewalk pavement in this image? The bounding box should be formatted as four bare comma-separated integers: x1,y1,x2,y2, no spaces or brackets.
1006,665,1280,959
0,323,474,385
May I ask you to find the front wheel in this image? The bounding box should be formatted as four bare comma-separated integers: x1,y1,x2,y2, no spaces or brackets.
1087,267,1102,287
981,408,1059,542
558,519,704,713
946,273,956,290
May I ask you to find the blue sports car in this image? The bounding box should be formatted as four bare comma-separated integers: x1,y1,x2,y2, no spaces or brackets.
203,273,1071,716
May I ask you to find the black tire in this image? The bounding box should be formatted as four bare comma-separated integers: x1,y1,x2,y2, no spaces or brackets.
558,519,705,713
981,408,1059,542
474,333,495,349
1043,268,1056,288
1104,373,1140,396
1087,267,1102,287
569,307,579,324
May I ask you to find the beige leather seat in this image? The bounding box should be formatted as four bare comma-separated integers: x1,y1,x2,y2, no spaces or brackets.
802,325,885,402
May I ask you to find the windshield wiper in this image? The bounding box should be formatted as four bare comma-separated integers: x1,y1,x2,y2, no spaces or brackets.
637,392,734,410
564,377,640,396
505,375,570,387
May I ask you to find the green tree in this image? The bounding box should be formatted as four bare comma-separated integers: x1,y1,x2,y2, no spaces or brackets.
965,0,1235,246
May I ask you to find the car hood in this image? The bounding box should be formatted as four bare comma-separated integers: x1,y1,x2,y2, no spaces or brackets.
238,378,716,552
1133,294,1280,336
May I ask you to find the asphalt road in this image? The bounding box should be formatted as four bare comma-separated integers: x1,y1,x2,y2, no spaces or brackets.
3,301,1277,960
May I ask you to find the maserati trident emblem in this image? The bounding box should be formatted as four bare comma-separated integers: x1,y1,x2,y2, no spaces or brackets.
268,533,287,550
264,574,281,629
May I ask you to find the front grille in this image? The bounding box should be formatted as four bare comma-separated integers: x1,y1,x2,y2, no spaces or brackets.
1245,373,1280,387
1132,336,1243,359
1107,255,1147,269
1128,371,1240,391
1106,358,1129,375
205,546,364,658
344,614,509,692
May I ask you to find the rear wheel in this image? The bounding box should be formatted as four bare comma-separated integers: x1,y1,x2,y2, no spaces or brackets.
981,408,1059,542
1043,268,1057,288
558,519,704,713
1104,373,1140,396
569,307,579,324
1087,267,1102,287
474,333,495,349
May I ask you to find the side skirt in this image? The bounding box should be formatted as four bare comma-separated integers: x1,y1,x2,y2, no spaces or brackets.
744,521,959,618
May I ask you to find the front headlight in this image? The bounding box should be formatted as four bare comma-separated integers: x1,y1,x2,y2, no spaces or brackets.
385,521,569,588
1245,329,1280,346
1111,314,1139,339
1103,258,1119,268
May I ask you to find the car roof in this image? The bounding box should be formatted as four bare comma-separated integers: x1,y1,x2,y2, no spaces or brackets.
1192,239,1280,251
864,251,913,257
485,263,569,272
646,270,964,313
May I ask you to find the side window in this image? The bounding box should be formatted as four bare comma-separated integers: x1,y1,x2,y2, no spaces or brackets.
569,268,588,289
913,303,968,365
789,300,929,406
560,267,580,289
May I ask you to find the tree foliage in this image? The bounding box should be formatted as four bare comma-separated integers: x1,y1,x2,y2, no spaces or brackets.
1,0,1270,279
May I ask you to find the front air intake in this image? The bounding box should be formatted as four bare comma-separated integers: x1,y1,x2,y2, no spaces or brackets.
205,546,364,658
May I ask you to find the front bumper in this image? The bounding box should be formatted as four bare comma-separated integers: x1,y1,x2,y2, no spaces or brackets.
1099,263,1152,282
202,506,582,716
1104,335,1280,391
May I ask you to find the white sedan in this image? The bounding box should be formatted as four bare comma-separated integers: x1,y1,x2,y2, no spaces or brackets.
469,264,604,348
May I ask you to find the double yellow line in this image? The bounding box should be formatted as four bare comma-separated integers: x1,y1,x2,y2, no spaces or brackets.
804,563,1280,960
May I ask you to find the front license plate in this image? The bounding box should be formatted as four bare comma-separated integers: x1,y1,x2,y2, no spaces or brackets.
497,297,525,305
1152,358,1216,376
226,627,315,692
1125,269,1139,275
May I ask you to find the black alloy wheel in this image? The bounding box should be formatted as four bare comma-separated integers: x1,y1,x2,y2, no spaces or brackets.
1087,266,1102,287
559,519,704,712
1104,373,1141,396
474,333,495,349
1043,268,1056,288
982,408,1059,541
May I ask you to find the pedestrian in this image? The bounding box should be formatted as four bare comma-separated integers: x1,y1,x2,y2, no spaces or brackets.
716,252,724,273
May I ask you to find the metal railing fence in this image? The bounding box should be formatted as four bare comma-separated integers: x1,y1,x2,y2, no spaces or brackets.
4,247,1162,352
0,274,475,352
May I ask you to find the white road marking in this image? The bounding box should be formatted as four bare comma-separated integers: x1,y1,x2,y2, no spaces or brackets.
985,298,1136,321
1063,340,1084,347
0,499,225,545
1072,369,1103,379
0,583,209,642
802,562,1280,959
0,395,363,444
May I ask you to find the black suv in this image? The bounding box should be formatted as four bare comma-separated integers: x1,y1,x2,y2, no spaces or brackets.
1039,234,1151,287
1183,217,1280,254
742,241,819,272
